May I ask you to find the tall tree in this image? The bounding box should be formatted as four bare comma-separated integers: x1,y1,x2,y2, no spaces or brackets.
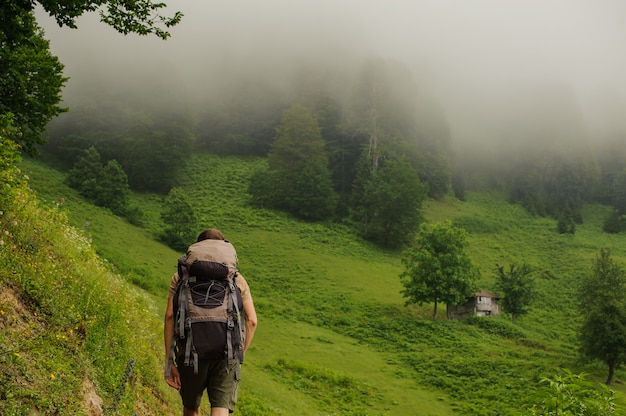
161,187,197,251
94,160,130,215
268,104,327,173
65,146,130,214
400,221,479,319
65,146,104,199
261,104,338,220
354,157,427,247
0,16,66,155
578,248,626,385
495,263,534,322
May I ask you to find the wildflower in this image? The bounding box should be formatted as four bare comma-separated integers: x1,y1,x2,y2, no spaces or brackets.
50,373,55,380
60,197,65,203
0,240,3,246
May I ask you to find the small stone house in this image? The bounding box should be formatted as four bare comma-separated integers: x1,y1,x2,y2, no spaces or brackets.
447,290,501,320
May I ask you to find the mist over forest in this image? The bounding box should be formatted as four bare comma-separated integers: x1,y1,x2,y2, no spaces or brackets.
33,0,626,245
39,0,626,144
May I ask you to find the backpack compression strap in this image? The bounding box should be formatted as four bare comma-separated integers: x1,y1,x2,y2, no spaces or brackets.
165,257,191,378
226,275,245,372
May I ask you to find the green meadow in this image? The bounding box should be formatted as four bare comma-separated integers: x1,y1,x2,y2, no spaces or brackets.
12,153,626,415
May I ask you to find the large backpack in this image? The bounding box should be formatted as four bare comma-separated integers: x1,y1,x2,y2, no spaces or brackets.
166,239,244,376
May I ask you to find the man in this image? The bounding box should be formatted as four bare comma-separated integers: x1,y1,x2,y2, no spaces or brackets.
164,229,258,416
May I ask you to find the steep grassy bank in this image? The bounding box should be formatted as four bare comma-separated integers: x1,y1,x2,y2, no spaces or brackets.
19,153,626,415
0,164,180,414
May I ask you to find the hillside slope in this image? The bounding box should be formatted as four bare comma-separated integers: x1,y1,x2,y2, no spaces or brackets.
0,165,180,415
16,154,626,415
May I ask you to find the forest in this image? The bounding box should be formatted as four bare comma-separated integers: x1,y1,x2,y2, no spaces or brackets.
5,0,626,251
40,52,626,249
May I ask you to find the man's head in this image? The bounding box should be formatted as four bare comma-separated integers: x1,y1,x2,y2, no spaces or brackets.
197,228,225,242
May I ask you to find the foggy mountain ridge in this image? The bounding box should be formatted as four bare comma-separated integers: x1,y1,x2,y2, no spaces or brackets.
36,0,626,157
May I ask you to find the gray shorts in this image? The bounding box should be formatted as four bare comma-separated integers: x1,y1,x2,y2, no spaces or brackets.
177,357,240,412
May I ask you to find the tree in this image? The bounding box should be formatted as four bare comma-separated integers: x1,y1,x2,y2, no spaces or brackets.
0,0,182,154
65,146,130,214
354,157,427,247
0,18,67,155
93,160,130,215
578,248,626,385
262,104,338,220
268,104,328,173
161,187,197,251
65,146,104,199
5,1,182,41
495,263,534,322
283,160,338,221
603,210,622,234
400,221,479,319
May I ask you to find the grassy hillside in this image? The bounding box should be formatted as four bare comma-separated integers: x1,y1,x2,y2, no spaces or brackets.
0,163,180,415
16,153,626,415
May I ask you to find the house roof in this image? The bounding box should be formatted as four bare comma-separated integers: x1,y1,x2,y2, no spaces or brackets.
475,290,499,299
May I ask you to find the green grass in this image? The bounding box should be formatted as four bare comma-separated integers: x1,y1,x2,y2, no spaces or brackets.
14,153,626,415
0,163,180,415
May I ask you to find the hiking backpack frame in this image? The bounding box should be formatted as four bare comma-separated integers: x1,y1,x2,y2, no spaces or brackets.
166,240,244,376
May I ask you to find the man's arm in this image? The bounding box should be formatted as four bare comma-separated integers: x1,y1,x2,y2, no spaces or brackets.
164,296,181,390
242,298,258,353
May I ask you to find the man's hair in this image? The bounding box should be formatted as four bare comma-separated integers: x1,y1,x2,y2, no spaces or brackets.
196,228,225,242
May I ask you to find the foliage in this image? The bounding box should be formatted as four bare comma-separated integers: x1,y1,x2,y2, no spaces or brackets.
400,221,480,318
65,146,130,215
20,154,626,415
160,187,197,251
508,152,598,226
0,0,181,156
14,0,182,40
353,157,427,247
578,248,626,385
259,104,338,220
557,208,577,235
281,159,338,221
495,263,535,322
0,157,177,414
0,114,22,175
46,105,196,193
603,210,622,234
525,370,616,415
268,104,327,172
0,17,67,155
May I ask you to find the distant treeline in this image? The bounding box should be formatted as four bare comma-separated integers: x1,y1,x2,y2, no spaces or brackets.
44,58,626,245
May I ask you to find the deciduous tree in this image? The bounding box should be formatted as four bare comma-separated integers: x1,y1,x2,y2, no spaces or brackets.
400,221,479,319
578,248,626,385
0,0,182,154
355,158,427,247
65,146,130,215
495,263,534,322
161,187,197,251
262,104,338,220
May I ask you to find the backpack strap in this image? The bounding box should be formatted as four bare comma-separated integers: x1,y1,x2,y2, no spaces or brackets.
225,275,245,372
165,256,192,378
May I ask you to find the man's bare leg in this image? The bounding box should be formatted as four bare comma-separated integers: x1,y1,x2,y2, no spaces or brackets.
210,407,229,416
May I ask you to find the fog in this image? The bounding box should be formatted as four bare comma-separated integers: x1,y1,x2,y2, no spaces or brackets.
37,0,626,149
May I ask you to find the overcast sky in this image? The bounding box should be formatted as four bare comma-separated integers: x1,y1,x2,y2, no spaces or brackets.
37,0,626,145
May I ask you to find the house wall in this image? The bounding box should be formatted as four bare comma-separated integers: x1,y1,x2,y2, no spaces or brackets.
475,296,500,317
448,296,501,319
